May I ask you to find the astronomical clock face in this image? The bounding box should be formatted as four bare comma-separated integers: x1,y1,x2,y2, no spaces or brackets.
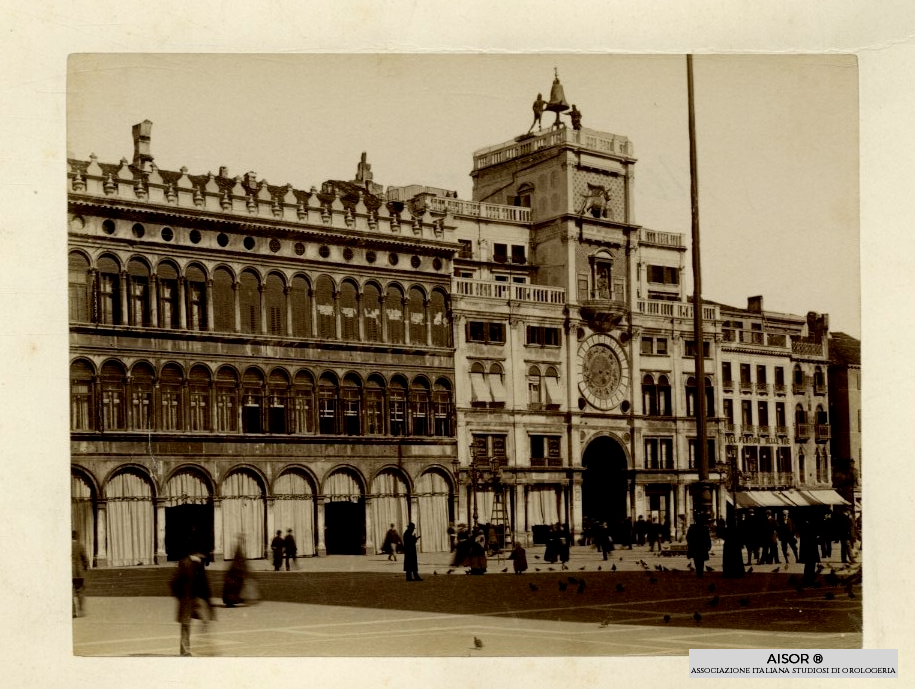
578,334,629,410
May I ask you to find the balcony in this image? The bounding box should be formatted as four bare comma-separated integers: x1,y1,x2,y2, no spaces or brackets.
741,424,756,436
743,471,795,488
454,278,565,305
815,424,831,442
473,126,633,171
723,422,737,434
813,383,827,396
756,383,769,395
740,381,754,393
757,425,771,437
636,300,719,322
425,195,531,223
795,424,811,441
773,383,787,395
792,378,808,395
722,380,734,393
642,230,683,248
775,425,789,436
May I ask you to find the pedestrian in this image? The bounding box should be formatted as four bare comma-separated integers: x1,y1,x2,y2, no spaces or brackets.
559,523,571,567
598,522,613,560
283,529,298,570
647,517,658,552
222,536,247,608
447,522,456,553
820,511,834,558
71,530,89,618
622,516,633,549
402,523,422,581
468,526,487,574
836,508,857,564
635,515,647,546
544,523,559,563
799,516,821,586
271,530,285,571
508,542,528,574
171,549,215,657
381,523,402,561
777,511,799,563
686,514,711,578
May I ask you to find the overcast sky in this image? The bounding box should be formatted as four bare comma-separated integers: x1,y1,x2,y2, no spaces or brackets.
68,53,860,337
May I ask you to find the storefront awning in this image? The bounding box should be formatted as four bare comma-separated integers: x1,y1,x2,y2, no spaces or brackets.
732,489,849,509
798,489,850,506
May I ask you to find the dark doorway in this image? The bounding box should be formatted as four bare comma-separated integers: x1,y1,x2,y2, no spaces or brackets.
165,503,214,561
581,436,630,544
324,501,366,555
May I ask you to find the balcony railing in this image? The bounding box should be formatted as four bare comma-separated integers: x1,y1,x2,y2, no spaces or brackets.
757,425,771,436
530,456,563,468
792,378,808,395
636,300,719,321
815,424,831,441
813,383,827,395
454,278,565,305
473,126,633,170
741,424,756,436
791,339,827,358
722,380,734,393
642,230,683,247
776,425,789,436
773,383,787,395
756,383,769,395
743,471,795,488
740,381,754,393
426,196,531,223
723,422,737,434
795,424,811,441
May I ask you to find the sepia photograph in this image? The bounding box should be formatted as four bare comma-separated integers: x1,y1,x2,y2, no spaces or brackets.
65,53,863,658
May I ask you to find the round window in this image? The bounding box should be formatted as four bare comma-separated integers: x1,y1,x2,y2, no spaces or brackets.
244,237,255,250
319,245,330,258
102,219,116,235
269,238,281,253
161,227,174,242
294,242,305,256
132,223,145,238
388,252,399,266
217,233,229,247
189,229,201,244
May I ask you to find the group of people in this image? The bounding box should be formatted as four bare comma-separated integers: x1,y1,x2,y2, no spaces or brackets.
270,529,298,571
734,508,858,567
378,523,422,580
452,524,490,574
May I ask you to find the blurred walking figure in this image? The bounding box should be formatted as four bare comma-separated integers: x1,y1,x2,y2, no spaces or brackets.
468,526,488,575
270,530,285,571
381,523,402,561
171,549,214,656
284,529,298,570
508,542,528,574
686,514,711,578
799,516,821,586
402,523,422,581
71,530,89,618
222,536,247,607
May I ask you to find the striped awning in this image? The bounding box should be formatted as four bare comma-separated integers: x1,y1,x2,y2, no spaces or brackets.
798,489,850,506
732,489,849,508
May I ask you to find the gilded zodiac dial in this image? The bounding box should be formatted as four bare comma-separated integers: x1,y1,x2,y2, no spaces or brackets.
578,335,629,410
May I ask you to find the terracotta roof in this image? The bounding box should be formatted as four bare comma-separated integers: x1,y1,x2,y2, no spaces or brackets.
829,332,860,366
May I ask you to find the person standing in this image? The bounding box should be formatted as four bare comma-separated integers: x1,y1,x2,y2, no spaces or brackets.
382,523,402,561
270,530,285,572
799,516,821,586
468,526,488,575
777,511,799,563
402,523,422,581
686,515,712,578
283,529,298,570
647,517,659,552
171,550,214,656
447,522,457,553
508,542,528,573
837,508,857,564
598,522,613,561
71,530,89,618
635,515,647,546
222,537,248,607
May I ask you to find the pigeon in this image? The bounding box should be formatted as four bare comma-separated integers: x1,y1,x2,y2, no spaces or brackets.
662,566,670,572
610,564,616,572
616,583,625,592
446,569,453,575
548,567,555,571
693,612,702,624
501,568,508,573
535,568,540,572
620,557,624,561
747,566,754,573
579,566,586,571
825,592,835,600
535,555,541,559
708,595,720,606
473,636,483,649
663,614,671,623
559,581,568,592
599,618,610,628
597,566,602,571
529,583,538,592
433,571,438,576
708,583,716,592
739,597,750,607
561,563,569,571
577,580,586,594
771,567,780,573
705,566,714,572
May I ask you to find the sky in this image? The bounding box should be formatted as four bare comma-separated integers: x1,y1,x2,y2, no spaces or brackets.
68,53,860,336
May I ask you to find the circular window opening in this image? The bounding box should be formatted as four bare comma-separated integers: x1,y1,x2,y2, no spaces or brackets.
294,242,305,256
189,229,201,244
131,223,145,238
620,400,631,413
217,233,229,247
161,227,174,242
343,247,354,261
244,237,255,250
269,238,281,253
319,245,330,258
366,250,377,264
388,252,399,266
432,257,443,271
410,255,421,269
102,219,116,235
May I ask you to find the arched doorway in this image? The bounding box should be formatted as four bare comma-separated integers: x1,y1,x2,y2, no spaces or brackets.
581,436,630,544
164,468,213,561
370,469,409,554
221,469,267,559
416,471,452,553
274,470,317,557
323,469,365,555
71,470,96,565
105,468,155,567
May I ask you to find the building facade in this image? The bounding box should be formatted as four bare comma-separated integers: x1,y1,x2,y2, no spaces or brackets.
827,332,862,515
70,86,852,567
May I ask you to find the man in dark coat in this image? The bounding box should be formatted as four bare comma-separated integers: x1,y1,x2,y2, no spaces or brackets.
381,523,402,561
686,515,712,578
402,523,422,581
836,508,857,564
171,551,214,656
71,530,90,618
777,511,799,563
270,530,285,571
283,529,298,570
799,516,821,585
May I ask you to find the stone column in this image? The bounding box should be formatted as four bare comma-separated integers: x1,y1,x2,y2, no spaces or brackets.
233,281,241,333
309,288,317,338
356,291,365,342
516,483,528,546
258,284,267,335
333,290,342,340
150,275,159,328
266,497,276,558
424,298,432,347
403,297,411,346
212,498,224,562
206,279,215,331
177,277,187,330
364,497,375,555
95,500,108,568
315,497,327,556
155,497,167,564
119,271,129,325
285,285,293,336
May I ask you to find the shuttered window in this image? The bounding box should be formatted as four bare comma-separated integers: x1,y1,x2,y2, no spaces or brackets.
291,276,312,338
213,268,235,332
316,276,336,339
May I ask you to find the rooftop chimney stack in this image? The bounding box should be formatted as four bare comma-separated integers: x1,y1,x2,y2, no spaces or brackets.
747,295,763,313
132,120,153,171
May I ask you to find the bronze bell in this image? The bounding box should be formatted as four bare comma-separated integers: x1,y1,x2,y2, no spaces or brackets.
546,72,569,114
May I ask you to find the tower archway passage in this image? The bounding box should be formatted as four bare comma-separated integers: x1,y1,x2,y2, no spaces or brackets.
581,436,630,545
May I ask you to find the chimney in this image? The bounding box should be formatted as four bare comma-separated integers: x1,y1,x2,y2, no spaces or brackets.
132,120,153,170
747,295,763,313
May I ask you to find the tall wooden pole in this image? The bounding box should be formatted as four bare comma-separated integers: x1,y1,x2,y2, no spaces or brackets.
687,55,713,525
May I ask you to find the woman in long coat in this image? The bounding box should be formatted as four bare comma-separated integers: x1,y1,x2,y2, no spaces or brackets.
402,523,421,581
468,527,488,574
